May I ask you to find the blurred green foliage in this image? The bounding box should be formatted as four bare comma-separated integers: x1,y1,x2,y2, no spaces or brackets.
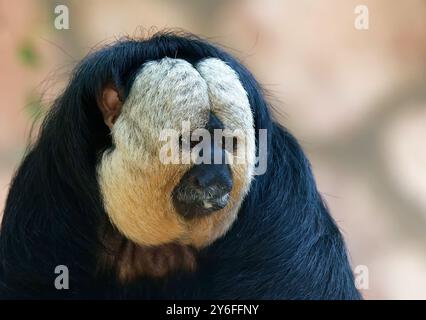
17,42,40,68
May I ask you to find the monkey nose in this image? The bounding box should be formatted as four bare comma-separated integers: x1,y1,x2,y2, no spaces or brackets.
172,164,233,218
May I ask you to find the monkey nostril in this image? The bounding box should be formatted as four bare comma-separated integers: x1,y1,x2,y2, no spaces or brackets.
187,174,200,187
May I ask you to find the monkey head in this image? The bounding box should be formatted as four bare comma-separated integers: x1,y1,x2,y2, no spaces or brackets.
97,57,256,250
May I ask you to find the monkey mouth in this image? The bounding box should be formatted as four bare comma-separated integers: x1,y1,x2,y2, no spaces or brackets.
172,186,231,218
200,192,230,210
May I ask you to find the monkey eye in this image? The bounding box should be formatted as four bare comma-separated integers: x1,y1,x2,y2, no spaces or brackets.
191,136,203,149
178,135,202,150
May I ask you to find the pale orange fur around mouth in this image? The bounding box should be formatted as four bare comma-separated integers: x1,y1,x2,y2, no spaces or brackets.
96,161,248,283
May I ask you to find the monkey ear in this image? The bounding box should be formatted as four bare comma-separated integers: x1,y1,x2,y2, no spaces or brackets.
99,86,123,129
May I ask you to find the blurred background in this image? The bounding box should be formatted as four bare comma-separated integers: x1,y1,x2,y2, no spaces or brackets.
0,0,425,299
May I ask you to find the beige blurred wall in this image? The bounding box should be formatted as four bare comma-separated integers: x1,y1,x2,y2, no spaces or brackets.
0,0,425,299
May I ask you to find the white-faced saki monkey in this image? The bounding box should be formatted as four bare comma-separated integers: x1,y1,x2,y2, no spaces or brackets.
0,32,361,299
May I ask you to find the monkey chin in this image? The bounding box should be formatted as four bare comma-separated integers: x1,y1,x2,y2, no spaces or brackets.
96,203,243,284
96,159,248,283
97,231,198,284
96,152,252,283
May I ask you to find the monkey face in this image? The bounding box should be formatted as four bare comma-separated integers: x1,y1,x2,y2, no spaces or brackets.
97,57,255,249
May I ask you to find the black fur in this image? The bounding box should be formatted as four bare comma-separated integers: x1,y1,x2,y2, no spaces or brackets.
0,32,361,299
